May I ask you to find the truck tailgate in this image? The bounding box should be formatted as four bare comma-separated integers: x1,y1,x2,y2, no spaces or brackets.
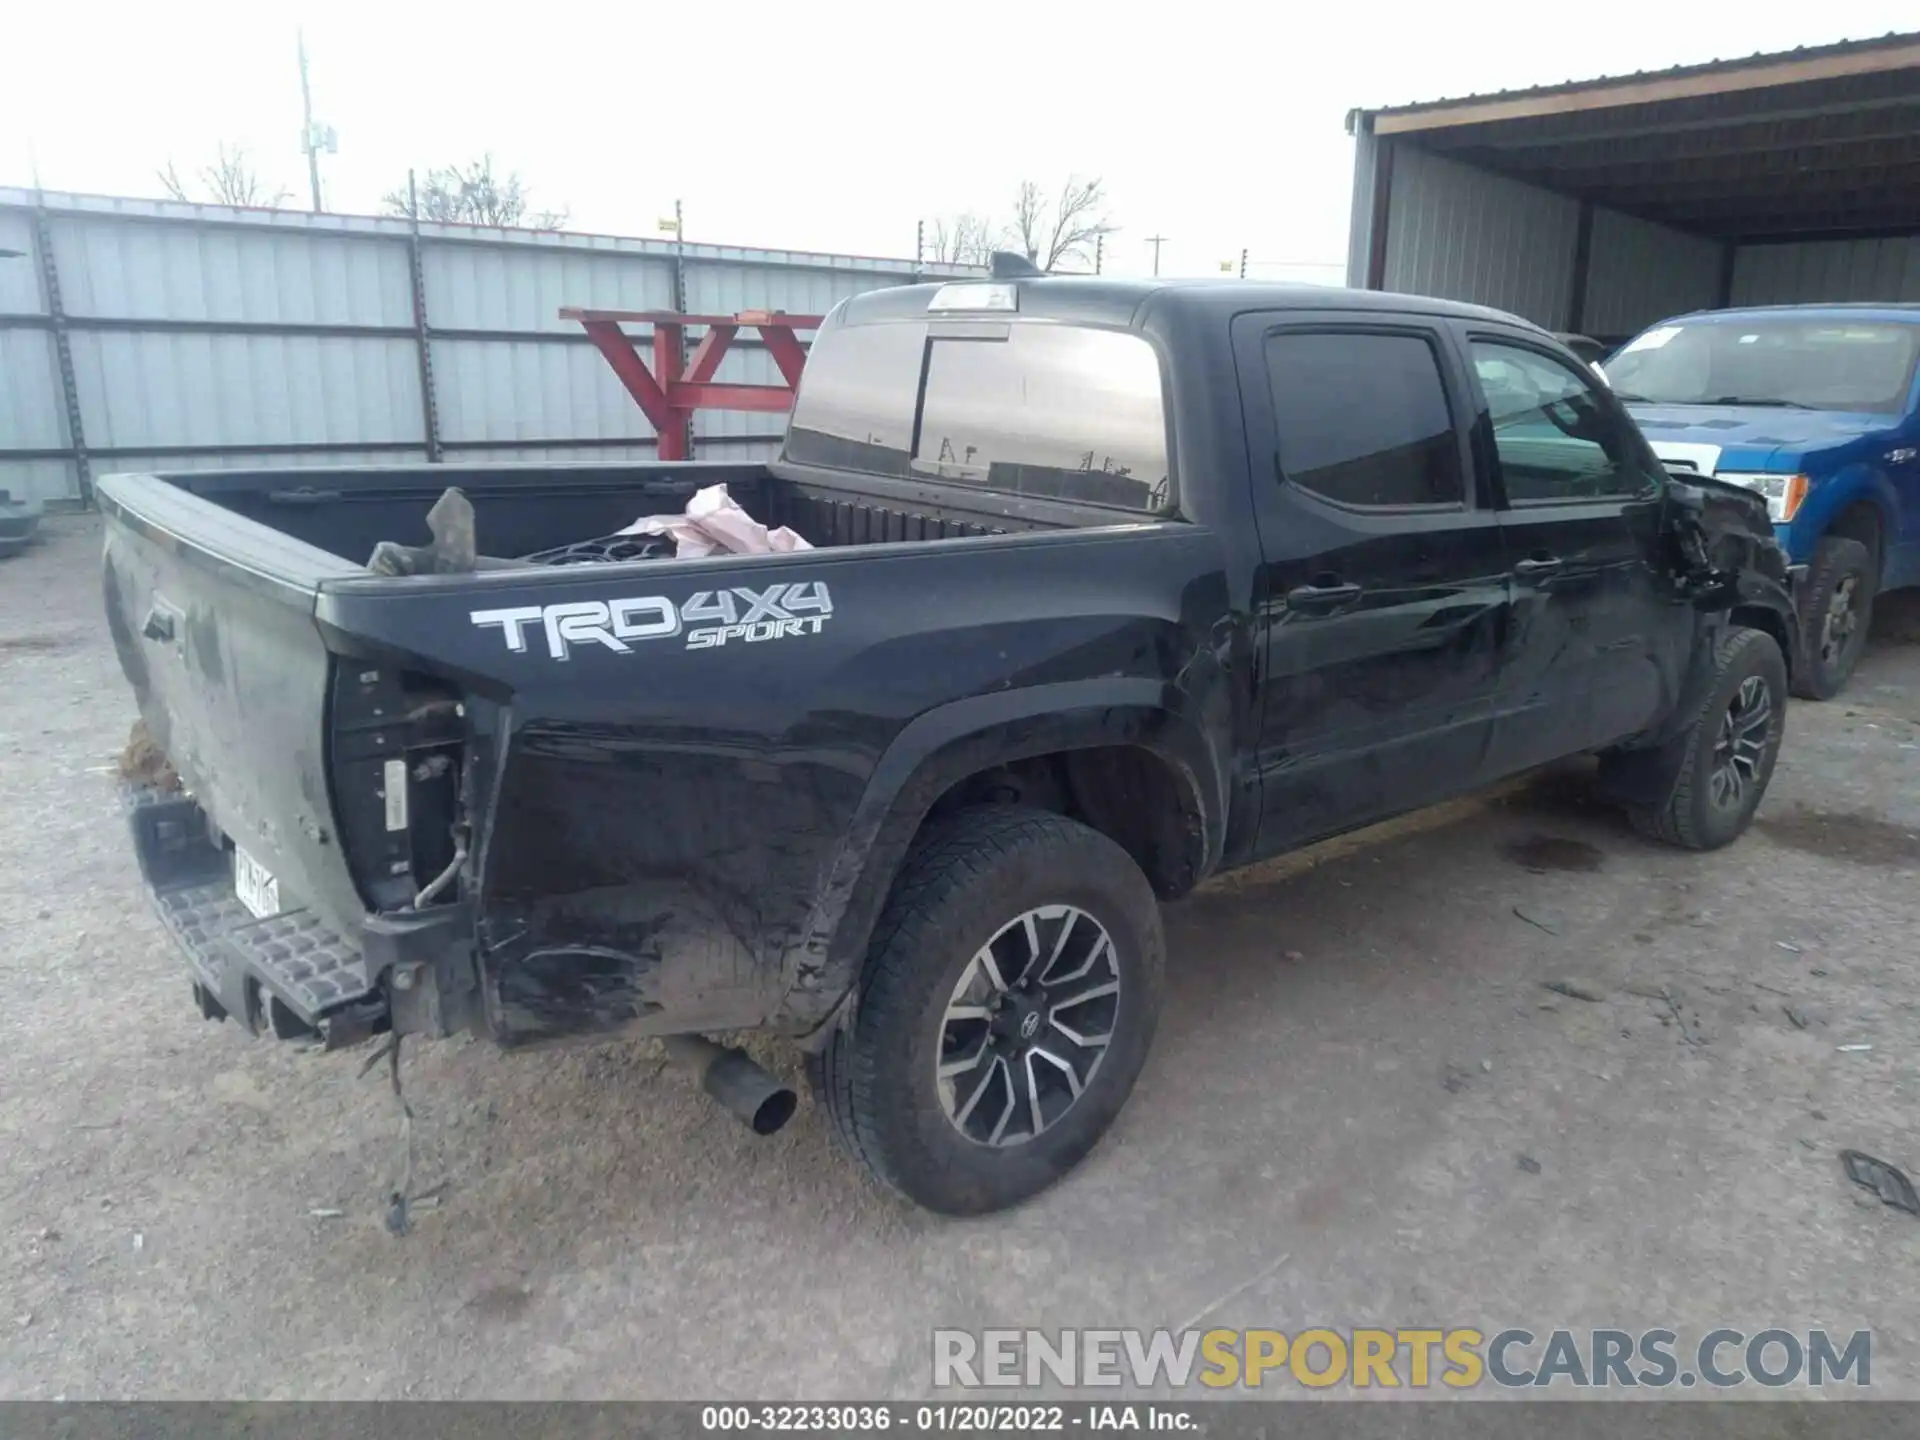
99,473,378,1035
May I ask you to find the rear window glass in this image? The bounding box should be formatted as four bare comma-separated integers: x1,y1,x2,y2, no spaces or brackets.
785,319,1171,512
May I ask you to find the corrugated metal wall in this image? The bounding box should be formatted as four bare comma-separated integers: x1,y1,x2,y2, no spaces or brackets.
0,188,971,503
1353,139,1920,340
1367,146,1726,335
1381,147,1581,330
1580,209,1721,336
1731,237,1920,305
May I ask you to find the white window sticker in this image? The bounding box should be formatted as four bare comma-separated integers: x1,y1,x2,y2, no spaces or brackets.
1620,326,1680,355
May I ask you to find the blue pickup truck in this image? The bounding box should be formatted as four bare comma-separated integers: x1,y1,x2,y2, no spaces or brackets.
1604,305,1920,699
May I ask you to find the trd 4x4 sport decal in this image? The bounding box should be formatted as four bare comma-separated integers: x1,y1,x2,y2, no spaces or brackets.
471,582,833,660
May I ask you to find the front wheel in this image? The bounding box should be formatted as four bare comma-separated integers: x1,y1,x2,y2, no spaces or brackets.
810,807,1164,1215
1793,535,1875,700
1629,626,1787,851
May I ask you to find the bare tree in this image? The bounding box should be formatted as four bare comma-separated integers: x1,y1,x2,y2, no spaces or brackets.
926,212,999,265
383,156,569,230
1007,176,1114,273
157,145,291,208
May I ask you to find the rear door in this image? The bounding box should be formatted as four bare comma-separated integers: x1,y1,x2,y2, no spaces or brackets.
1453,327,1689,766
1235,314,1514,854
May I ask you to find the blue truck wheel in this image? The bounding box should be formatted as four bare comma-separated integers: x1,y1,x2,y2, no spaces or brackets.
1793,536,1875,700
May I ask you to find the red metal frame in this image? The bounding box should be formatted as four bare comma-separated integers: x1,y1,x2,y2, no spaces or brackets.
562,308,824,461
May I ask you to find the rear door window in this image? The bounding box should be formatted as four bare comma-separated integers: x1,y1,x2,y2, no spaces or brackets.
1263,332,1464,508
785,319,1171,512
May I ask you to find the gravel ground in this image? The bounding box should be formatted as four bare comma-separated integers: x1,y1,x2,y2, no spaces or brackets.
2,512,1917,1401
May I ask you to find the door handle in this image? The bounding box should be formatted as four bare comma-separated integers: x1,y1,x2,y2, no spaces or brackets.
1285,580,1363,613
1513,556,1564,579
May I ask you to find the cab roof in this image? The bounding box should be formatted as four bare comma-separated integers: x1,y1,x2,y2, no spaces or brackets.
837,275,1546,334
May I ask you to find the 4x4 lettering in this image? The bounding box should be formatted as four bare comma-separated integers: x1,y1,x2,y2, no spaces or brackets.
681,590,738,626
781,581,833,617
731,584,795,625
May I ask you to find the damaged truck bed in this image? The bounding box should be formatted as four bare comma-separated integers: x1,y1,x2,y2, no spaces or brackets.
101,273,1802,1214
102,454,1110,1050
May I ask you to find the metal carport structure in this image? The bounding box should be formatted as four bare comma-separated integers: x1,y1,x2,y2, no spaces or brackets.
1346,31,1920,339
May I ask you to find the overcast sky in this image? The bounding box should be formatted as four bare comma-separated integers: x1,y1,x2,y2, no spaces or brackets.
3,2,1913,279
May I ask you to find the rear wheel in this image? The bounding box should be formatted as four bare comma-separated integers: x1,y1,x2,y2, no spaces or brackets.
1629,626,1787,851
1793,536,1875,700
810,807,1164,1215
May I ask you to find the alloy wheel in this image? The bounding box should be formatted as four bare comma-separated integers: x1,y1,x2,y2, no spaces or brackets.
1709,674,1773,811
936,905,1121,1147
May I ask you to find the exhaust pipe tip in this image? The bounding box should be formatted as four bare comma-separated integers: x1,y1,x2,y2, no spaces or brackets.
663,1035,798,1136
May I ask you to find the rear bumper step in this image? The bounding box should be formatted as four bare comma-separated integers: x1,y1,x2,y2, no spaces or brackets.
126,787,458,1047
154,878,378,1042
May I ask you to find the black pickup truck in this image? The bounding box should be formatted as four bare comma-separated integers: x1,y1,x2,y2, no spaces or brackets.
102,274,1799,1215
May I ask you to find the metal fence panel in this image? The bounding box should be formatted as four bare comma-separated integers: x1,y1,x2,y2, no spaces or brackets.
0,459,74,502
0,187,969,505
68,330,423,449
682,260,916,318
48,216,413,326
0,211,44,315
432,337,658,444
0,329,66,451
423,242,675,334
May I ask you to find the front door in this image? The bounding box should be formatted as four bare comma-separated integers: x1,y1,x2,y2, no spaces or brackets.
1236,315,1515,855
1455,329,1691,767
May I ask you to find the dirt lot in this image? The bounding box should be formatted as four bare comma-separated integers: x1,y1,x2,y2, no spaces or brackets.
2,512,1917,1401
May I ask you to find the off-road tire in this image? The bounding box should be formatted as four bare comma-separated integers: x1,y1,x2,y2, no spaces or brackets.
809,806,1164,1215
1629,626,1787,851
1793,536,1875,700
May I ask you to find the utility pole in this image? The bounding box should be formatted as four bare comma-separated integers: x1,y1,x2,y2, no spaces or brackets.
296,30,335,213
1239,247,1249,279
1146,234,1168,276
1094,234,1104,275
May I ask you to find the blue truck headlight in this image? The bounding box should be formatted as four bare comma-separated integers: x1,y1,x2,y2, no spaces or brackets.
1714,472,1808,523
